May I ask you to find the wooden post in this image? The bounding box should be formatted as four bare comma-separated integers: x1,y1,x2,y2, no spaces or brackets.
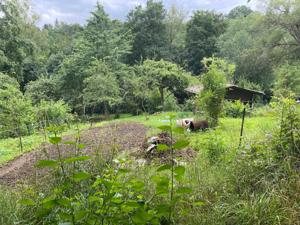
17,123,23,152
239,107,246,147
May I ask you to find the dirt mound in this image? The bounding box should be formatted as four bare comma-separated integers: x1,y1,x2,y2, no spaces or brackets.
0,122,147,186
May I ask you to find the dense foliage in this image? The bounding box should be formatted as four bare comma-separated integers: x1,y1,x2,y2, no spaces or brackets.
0,1,300,224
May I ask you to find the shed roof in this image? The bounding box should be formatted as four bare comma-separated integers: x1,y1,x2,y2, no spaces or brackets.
185,84,265,96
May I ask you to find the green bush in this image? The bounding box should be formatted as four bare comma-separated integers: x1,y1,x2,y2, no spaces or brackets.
182,97,196,112
223,100,249,118
0,73,35,138
163,91,180,111
198,57,234,127
35,100,73,128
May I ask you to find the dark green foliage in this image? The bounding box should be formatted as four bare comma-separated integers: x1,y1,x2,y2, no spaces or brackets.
137,60,190,107
25,76,58,104
217,13,275,90
274,61,300,97
14,119,192,225
126,0,168,64
199,57,234,127
0,0,39,88
56,3,131,112
35,100,72,128
83,60,121,115
223,100,249,118
185,11,226,75
227,5,253,19
273,97,300,158
0,73,34,138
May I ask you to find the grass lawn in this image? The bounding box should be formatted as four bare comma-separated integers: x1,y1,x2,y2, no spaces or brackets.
0,111,277,165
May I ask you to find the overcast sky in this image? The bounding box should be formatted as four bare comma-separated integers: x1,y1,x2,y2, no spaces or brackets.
31,0,257,26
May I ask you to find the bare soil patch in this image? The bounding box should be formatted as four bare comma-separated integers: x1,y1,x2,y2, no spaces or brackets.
0,121,197,186
0,122,147,186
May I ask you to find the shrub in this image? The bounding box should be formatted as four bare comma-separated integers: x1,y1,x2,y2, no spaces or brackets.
0,73,35,138
25,77,58,104
163,91,180,111
35,100,73,128
198,57,234,127
272,97,300,158
223,100,249,118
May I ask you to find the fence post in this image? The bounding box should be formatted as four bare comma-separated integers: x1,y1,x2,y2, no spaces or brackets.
239,107,246,147
17,123,23,152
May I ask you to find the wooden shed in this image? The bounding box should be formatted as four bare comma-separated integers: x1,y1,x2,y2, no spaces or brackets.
185,84,265,106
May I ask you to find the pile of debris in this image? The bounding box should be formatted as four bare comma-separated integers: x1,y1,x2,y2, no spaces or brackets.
142,132,196,162
144,132,172,155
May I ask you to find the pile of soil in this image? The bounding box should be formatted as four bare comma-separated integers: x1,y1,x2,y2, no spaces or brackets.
0,122,147,186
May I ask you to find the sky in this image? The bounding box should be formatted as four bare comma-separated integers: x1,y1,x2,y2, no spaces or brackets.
31,0,257,26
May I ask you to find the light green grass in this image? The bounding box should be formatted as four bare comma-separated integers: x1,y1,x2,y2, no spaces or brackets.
0,122,100,165
0,112,276,165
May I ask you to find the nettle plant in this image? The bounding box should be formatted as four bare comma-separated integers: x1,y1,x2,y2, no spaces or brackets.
272,97,300,159
20,114,202,224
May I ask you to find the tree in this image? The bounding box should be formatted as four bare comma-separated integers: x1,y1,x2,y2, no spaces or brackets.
44,22,83,76
0,73,34,145
126,0,168,64
83,60,121,116
56,3,131,112
84,3,132,63
185,11,226,75
274,61,300,97
165,4,188,64
265,0,300,49
25,76,58,104
217,13,275,90
228,5,253,19
199,57,234,127
0,0,41,89
137,60,190,107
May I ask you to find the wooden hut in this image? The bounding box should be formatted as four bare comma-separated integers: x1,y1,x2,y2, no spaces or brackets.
185,84,265,106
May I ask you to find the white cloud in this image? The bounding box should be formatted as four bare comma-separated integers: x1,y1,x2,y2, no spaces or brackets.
32,0,258,26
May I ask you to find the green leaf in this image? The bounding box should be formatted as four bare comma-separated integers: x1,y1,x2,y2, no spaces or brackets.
157,164,171,172
175,166,185,175
74,210,87,220
132,209,152,224
173,127,184,134
118,168,131,174
49,136,62,144
36,160,58,168
64,156,91,164
157,125,171,132
155,177,170,195
173,139,189,150
57,198,70,208
156,144,169,151
20,198,35,206
176,187,192,194
42,197,58,209
78,143,85,149
156,203,170,217
193,200,206,206
72,172,91,182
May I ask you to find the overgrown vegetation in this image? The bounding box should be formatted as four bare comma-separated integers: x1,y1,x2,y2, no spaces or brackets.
0,0,300,224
